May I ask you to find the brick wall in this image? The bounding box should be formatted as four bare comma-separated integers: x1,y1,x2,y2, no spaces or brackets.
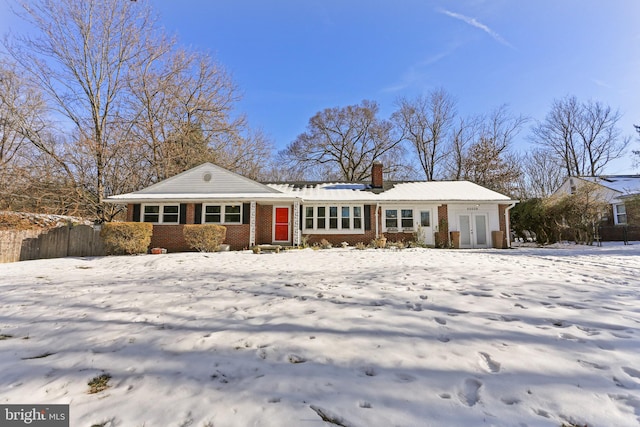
497,204,508,249
149,225,188,252
256,203,273,244
436,205,449,247
224,225,251,250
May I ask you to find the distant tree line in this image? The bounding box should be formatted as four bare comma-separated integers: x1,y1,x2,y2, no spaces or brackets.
0,0,636,223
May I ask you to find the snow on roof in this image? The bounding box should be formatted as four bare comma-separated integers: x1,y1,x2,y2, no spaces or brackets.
267,181,513,203
379,181,512,202
578,176,640,196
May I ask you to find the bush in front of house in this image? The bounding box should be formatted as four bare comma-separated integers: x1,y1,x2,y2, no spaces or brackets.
100,222,153,255
183,224,227,252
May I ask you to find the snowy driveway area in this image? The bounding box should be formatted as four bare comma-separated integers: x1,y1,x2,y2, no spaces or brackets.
1,245,639,426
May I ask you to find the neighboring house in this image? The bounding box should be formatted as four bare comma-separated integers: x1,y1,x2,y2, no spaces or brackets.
554,175,640,240
104,162,517,251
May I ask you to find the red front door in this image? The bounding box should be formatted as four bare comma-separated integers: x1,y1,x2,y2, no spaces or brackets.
274,207,290,241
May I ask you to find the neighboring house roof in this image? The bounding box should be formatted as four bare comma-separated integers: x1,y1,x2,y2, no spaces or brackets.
555,175,640,205
104,163,516,204
577,176,640,198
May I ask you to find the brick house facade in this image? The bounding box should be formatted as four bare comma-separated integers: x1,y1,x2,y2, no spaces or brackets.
106,162,517,252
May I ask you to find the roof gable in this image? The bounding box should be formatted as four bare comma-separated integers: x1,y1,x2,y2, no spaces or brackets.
136,163,281,195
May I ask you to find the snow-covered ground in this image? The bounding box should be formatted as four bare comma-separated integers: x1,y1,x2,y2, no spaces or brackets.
1,244,639,427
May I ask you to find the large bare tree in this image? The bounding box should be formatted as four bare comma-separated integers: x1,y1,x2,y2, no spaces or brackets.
393,88,456,180
4,0,269,219
518,148,565,199
279,100,405,181
453,106,526,196
531,95,629,176
4,0,158,220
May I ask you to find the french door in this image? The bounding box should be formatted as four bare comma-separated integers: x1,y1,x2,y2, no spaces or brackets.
459,214,488,248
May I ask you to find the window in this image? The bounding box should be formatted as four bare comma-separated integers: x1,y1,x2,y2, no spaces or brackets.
317,207,326,229
225,205,241,223
143,205,160,223
401,209,414,229
341,206,350,229
615,204,627,225
329,206,338,229
353,206,362,229
420,211,430,227
142,204,179,224
305,206,314,229
385,209,398,228
384,208,416,231
302,205,364,233
202,204,242,224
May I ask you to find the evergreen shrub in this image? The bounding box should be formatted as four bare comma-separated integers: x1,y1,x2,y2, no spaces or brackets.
183,224,227,252
100,222,153,255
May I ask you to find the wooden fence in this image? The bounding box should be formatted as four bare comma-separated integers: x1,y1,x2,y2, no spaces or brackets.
0,225,105,263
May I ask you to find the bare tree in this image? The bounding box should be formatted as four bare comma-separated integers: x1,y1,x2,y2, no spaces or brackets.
127,45,262,182
531,95,629,176
518,148,565,199
279,100,405,181
447,106,526,196
4,0,268,219
444,116,479,180
393,88,456,180
4,0,160,220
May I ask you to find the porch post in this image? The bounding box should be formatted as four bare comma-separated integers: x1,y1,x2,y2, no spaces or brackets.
293,199,300,246
249,201,256,247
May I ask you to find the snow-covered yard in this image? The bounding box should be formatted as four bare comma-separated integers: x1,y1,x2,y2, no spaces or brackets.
1,244,639,427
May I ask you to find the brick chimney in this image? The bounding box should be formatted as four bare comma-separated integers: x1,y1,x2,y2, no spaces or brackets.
371,161,383,189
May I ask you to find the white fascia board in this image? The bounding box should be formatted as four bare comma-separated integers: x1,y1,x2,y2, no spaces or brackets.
103,193,299,204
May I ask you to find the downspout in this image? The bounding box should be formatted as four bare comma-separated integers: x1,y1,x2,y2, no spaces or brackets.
504,202,517,248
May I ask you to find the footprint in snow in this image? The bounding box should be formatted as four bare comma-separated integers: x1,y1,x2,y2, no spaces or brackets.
478,352,501,373
622,367,640,380
434,317,447,325
395,373,416,383
577,359,608,370
500,396,520,405
458,378,482,407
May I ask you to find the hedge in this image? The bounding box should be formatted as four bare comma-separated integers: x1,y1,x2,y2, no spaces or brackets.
100,222,153,255
183,224,227,252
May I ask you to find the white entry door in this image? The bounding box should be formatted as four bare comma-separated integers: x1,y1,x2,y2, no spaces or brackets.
417,210,433,245
459,214,488,248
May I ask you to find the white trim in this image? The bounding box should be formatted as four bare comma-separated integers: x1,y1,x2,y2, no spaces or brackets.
249,201,256,246
302,204,365,235
201,203,243,225
141,203,180,224
293,200,301,245
382,207,416,233
614,203,627,225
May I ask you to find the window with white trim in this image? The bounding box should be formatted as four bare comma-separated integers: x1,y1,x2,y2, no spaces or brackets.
420,211,430,227
614,204,627,225
202,204,242,224
142,204,179,224
384,208,415,231
303,205,364,233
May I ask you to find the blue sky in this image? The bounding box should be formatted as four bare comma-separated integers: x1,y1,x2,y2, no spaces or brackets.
2,0,639,173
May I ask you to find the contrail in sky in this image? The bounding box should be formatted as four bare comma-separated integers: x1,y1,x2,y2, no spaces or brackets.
439,9,514,49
